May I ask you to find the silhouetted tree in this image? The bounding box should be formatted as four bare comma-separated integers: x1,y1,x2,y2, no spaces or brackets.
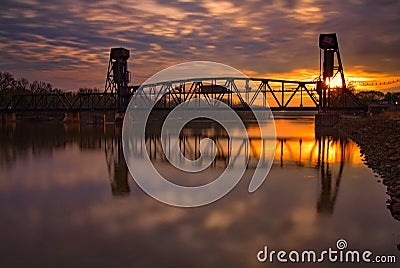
78,87,100,93
29,80,40,92
0,71,69,108
356,90,385,105
0,72,15,91
14,78,29,92
385,92,393,104
51,87,63,93
392,92,400,103
29,81,53,93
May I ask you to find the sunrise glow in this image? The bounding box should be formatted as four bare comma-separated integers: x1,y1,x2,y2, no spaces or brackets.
0,1,398,92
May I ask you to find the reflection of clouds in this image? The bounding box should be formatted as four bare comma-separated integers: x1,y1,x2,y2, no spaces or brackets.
49,164,399,261
0,141,399,266
204,201,246,229
77,197,186,234
0,144,107,190
0,0,398,89
1,121,399,266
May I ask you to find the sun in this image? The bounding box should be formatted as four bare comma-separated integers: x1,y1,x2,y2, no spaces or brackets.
326,76,343,88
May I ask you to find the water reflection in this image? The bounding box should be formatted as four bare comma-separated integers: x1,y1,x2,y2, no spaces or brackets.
315,137,344,215
105,132,130,196
131,125,359,216
0,121,363,216
0,120,398,267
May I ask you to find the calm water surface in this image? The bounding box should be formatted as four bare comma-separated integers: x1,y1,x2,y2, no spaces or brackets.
0,117,398,267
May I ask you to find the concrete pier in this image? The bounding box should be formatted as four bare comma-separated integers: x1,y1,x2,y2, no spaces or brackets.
315,113,339,127
2,112,17,123
115,112,124,123
63,111,80,123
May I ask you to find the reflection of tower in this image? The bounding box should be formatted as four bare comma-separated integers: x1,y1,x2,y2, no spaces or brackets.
105,127,130,196
316,136,344,215
105,48,132,117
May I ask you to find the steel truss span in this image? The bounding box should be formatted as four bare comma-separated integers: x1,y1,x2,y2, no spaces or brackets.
3,77,363,113
4,92,116,112
136,77,319,111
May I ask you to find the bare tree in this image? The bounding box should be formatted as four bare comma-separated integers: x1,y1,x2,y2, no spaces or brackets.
14,78,29,92
0,72,15,91
356,90,385,105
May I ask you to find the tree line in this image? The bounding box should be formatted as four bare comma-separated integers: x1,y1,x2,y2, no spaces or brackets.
0,71,61,94
355,90,400,106
0,71,101,107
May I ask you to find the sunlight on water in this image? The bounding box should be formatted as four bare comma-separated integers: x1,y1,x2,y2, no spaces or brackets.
0,117,398,267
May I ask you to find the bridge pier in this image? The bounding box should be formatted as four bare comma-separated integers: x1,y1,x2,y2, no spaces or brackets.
63,111,80,123
1,112,16,127
315,112,339,127
115,112,124,123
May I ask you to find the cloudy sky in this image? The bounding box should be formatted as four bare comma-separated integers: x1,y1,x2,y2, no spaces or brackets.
0,0,399,90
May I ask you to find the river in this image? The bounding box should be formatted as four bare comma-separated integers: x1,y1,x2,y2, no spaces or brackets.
0,117,398,267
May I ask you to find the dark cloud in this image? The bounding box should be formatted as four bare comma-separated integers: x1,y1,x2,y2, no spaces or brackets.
0,0,398,89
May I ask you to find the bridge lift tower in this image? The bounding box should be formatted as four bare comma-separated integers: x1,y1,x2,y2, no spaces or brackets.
317,33,363,110
105,47,132,120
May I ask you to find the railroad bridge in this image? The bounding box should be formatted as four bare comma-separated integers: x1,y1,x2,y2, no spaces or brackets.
1,33,365,123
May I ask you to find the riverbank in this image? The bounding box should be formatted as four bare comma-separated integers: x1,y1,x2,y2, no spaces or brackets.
335,111,400,221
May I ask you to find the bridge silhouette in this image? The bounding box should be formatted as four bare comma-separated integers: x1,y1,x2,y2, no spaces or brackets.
3,76,362,114
1,33,365,121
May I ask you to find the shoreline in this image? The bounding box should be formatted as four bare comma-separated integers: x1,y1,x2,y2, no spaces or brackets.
335,111,400,221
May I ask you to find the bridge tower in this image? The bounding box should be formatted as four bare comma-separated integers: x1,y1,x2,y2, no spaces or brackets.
317,33,344,109
105,47,132,119
316,33,363,110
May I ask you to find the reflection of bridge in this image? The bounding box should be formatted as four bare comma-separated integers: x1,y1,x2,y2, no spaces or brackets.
123,130,353,168
0,122,357,215
107,125,354,215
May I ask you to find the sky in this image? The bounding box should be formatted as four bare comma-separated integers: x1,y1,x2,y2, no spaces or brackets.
0,0,399,91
